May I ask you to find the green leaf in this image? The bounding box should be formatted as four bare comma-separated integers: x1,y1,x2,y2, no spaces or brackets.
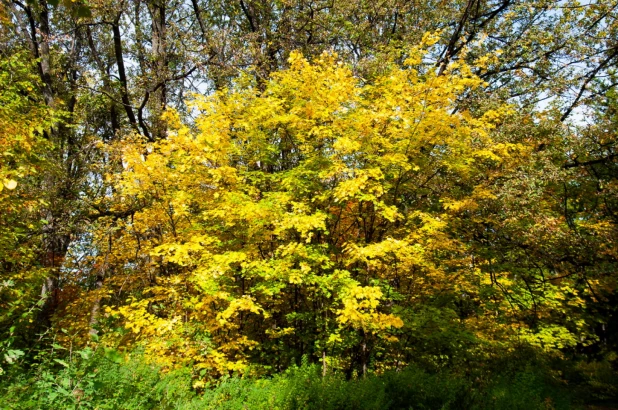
54,358,70,368
75,5,92,18
78,348,93,360
104,348,123,364
4,349,24,364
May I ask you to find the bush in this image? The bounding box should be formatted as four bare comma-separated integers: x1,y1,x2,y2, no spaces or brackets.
0,348,195,409
0,348,583,409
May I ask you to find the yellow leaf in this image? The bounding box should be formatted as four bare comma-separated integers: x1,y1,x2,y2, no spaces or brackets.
4,179,17,190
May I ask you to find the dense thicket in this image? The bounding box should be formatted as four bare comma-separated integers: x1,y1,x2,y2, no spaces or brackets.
1,0,617,407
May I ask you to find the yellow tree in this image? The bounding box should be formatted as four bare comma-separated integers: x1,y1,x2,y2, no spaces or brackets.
83,40,589,380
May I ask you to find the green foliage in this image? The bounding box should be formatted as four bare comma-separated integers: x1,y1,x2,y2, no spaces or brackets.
0,348,195,410
0,347,595,410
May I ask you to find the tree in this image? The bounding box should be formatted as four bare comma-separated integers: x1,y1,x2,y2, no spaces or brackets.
0,49,57,371
88,47,591,380
0,0,617,387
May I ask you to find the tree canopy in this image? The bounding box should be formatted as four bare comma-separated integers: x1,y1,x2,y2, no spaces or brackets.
0,0,617,405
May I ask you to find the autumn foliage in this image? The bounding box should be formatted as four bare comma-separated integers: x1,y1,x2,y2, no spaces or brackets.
65,45,607,383
1,0,618,407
